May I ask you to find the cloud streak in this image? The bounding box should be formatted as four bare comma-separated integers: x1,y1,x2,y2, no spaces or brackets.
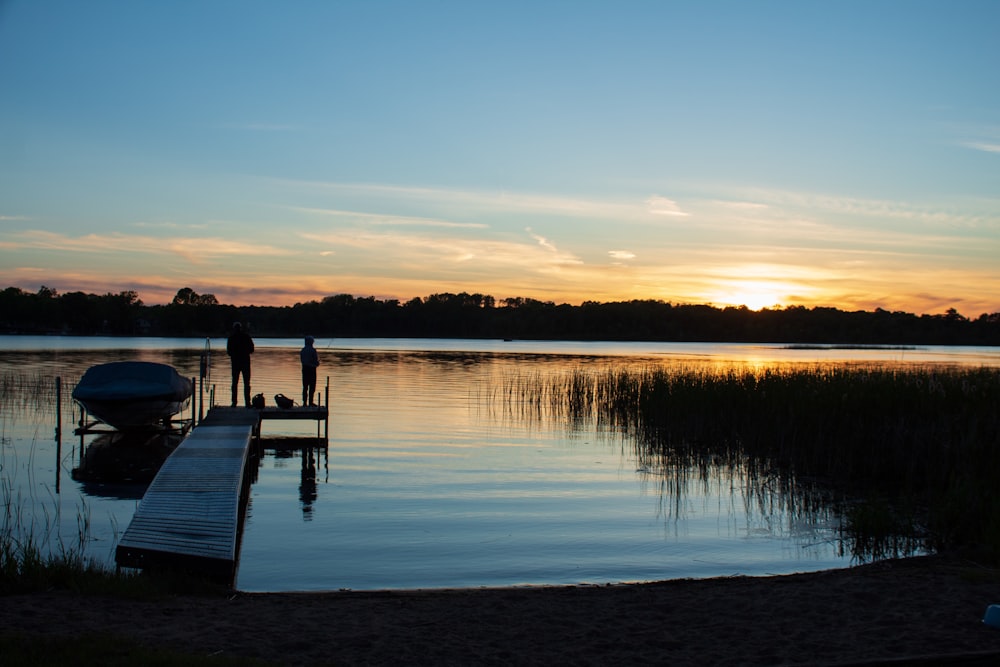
280,179,691,223
646,195,689,217
299,228,583,272
293,207,489,229
220,122,301,132
3,230,292,262
963,141,1000,154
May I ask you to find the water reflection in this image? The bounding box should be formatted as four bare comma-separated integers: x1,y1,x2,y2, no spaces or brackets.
261,438,328,520
71,432,179,487
4,338,986,590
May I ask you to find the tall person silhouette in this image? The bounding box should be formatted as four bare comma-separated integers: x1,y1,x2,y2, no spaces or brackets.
227,322,255,407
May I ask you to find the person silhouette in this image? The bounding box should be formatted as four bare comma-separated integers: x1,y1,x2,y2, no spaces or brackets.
300,335,320,406
299,445,317,519
226,322,255,407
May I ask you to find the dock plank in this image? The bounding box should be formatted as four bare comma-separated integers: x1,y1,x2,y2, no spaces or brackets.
115,411,258,580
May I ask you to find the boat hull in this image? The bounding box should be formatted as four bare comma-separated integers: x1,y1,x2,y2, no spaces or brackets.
72,361,193,431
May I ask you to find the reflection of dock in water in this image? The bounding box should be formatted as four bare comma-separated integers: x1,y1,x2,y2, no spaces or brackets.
115,400,330,583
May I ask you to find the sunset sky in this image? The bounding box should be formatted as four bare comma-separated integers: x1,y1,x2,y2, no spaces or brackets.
1,1,998,315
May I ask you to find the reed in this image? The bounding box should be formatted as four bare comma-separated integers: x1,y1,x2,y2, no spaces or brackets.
1,528,232,597
2,480,228,596
503,364,1000,559
2,478,110,594
0,370,59,415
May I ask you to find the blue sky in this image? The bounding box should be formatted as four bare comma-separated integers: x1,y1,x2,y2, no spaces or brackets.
1,1,998,314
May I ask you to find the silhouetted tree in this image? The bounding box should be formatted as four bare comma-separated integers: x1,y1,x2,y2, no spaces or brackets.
1,284,998,344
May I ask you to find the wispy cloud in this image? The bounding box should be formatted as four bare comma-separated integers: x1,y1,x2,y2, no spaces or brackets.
293,207,489,229
132,220,211,230
279,179,690,223
713,200,769,211
299,228,583,271
221,122,300,131
716,185,998,230
526,227,558,253
608,250,635,260
963,141,1000,154
646,195,689,217
293,181,602,214
0,215,30,221
5,230,291,263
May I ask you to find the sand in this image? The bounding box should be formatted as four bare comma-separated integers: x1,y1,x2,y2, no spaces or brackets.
4,556,1000,665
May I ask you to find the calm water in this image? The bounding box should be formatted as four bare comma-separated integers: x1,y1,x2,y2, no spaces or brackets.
3,336,998,591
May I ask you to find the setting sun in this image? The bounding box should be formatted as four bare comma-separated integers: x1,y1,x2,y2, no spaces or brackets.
701,266,811,311
707,281,788,311
735,292,782,311
712,288,783,310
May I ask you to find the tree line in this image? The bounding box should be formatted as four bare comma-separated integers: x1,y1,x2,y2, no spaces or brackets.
2,285,998,346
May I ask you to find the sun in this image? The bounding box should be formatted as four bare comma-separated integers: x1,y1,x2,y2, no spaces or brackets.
735,290,782,311
709,281,785,311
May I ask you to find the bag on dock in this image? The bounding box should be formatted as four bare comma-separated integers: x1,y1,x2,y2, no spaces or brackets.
274,393,294,409
251,393,265,409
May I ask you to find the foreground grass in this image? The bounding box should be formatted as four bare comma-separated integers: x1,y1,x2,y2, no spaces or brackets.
1,533,230,598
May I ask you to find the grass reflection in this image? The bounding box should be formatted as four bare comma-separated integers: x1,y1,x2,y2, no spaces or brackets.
499,364,1000,562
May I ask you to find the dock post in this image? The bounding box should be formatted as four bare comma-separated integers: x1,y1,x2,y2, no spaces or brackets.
324,376,330,443
55,376,62,442
199,343,209,424
78,404,86,466
55,377,62,493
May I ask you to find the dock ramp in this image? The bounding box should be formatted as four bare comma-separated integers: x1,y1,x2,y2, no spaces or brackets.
115,409,259,582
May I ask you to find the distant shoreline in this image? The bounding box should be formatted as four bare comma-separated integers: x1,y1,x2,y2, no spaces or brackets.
2,287,997,346
783,343,919,350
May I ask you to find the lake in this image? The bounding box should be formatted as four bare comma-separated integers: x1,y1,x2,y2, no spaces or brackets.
3,335,998,591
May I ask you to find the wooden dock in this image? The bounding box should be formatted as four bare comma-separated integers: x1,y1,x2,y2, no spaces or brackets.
113,399,331,582
256,379,331,440
257,404,329,440
115,408,259,581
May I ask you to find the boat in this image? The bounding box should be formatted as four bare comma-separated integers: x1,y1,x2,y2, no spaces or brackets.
72,361,193,431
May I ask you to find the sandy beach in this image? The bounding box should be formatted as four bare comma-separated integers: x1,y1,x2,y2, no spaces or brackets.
4,556,1000,665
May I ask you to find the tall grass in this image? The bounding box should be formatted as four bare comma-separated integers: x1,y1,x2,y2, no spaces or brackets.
501,364,1000,560
1,473,111,594
2,494,229,596
0,370,60,417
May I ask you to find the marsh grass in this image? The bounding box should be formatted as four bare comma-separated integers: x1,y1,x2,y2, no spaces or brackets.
1,484,123,595
500,364,1000,560
1,529,232,597
1,533,122,594
2,467,228,596
0,370,60,417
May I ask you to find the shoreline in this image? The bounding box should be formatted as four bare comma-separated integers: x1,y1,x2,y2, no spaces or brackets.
5,556,1000,665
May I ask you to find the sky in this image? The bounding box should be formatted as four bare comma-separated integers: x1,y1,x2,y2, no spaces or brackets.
1,1,998,315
